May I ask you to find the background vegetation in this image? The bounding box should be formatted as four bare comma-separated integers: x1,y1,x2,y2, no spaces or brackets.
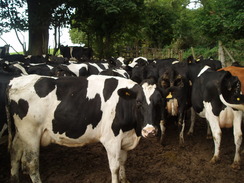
0,0,243,64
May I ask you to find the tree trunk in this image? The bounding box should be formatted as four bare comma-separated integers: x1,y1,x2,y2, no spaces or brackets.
104,34,112,59
27,0,51,56
96,34,104,59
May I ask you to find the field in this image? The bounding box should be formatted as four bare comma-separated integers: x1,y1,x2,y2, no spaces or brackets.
1,116,244,183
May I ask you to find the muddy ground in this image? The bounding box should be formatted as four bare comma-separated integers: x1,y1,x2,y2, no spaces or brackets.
1,117,244,183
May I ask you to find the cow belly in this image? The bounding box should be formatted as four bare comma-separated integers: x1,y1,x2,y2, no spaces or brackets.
41,125,100,147
218,107,234,128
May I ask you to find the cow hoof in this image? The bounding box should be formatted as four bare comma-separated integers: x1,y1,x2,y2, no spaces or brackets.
231,162,241,170
179,141,185,148
11,175,20,183
159,136,166,146
160,140,166,147
210,156,220,164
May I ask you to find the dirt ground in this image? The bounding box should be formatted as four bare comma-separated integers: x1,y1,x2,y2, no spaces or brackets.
1,117,244,183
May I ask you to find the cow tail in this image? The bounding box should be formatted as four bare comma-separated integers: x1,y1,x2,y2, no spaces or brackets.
5,86,14,151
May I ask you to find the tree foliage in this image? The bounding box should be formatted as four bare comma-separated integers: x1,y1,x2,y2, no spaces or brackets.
0,0,243,57
0,0,28,34
0,0,73,55
0,0,28,54
71,0,144,58
198,0,244,44
142,1,177,48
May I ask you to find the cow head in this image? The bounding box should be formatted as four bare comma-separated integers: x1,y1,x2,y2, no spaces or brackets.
51,65,77,77
117,80,162,138
128,57,148,68
158,68,189,116
218,71,244,111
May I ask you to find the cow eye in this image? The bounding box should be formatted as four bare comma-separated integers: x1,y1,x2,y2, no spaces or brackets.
175,79,184,87
161,79,169,88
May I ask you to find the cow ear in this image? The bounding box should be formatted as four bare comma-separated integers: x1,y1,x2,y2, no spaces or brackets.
118,88,137,100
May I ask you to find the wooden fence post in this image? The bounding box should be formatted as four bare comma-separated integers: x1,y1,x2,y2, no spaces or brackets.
167,49,170,58
191,47,196,59
218,40,225,67
179,50,183,61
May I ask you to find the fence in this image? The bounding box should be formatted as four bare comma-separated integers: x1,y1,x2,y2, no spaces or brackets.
118,44,243,66
118,46,184,61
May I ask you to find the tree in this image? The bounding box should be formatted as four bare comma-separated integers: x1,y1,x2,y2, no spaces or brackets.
27,0,71,55
71,0,144,58
1,0,73,55
198,0,244,45
0,0,28,54
50,3,74,55
142,0,178,48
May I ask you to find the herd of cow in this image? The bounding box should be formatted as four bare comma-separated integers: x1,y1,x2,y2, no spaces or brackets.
0,53,244,183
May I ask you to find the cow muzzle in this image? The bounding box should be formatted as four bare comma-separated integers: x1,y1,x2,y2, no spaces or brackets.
142,124,157,138
166,98,178,116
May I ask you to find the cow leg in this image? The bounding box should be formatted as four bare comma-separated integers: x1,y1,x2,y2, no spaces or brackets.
232,111,242,169
104,142,121,183
159,120,166,145
178,111,186,147
21,146,41,183
179,118,185,147
206,122,212,139
119,150,129,183
207,116,221,164
187,107,195,136
10,133,23,183
14,129,42,183
0,123,7,139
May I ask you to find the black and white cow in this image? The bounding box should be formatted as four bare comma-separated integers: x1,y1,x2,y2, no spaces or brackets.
0,61,28,75
186,59,222,137
99,67,130,79
7,75,162,183
130,63,158,84
25,63,55,76
127,57,148,68
0,70,20,143
190,56,222,71
191,65,244,169
157,62,191,146
52,62,110,77
0,45,10,57
60,45,93,61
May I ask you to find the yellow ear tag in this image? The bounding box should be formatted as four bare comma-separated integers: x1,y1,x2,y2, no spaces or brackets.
166,92,172,99
196,59,200,62
189,61,192,63
237,97,240,101
125,92,130,96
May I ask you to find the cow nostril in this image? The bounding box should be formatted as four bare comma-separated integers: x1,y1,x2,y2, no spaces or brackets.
142,128,157,138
